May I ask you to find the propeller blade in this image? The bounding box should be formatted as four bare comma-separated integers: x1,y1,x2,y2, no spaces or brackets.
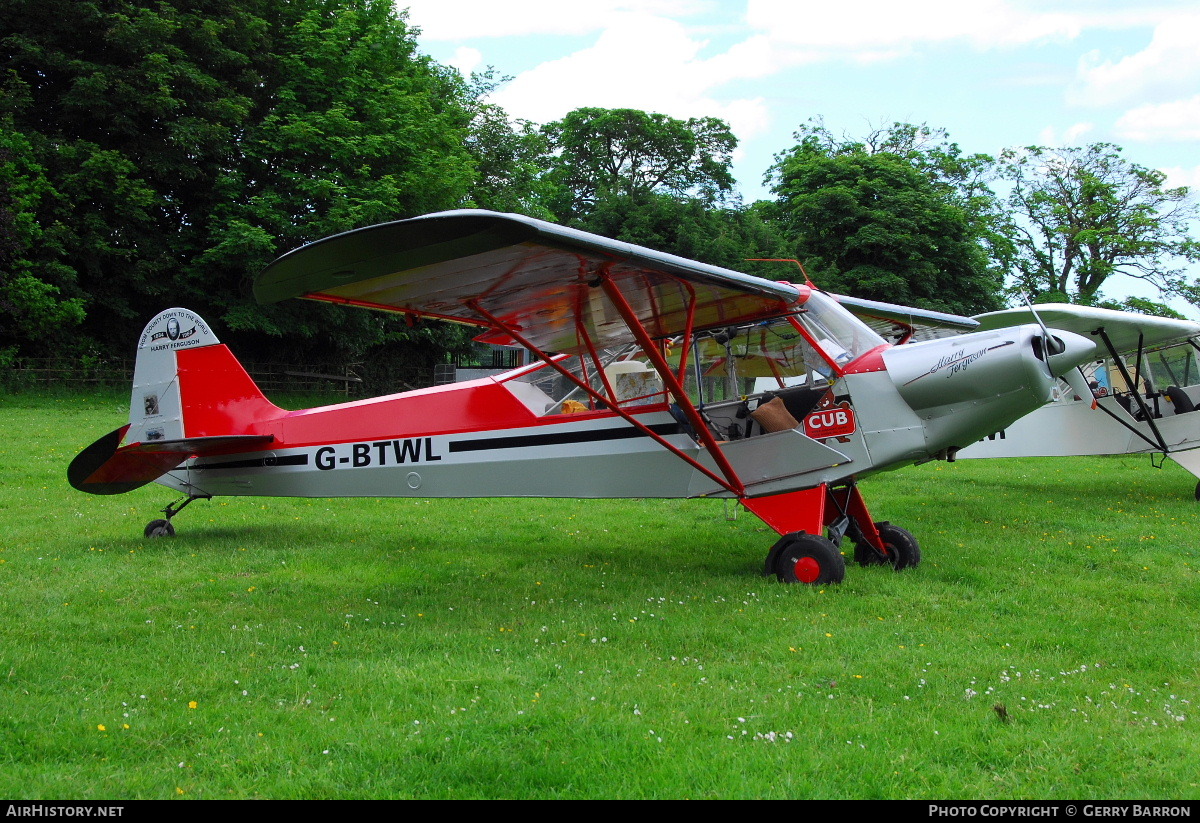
1022,299,1080,383
1063,366,1099,410
1025,299,1066,375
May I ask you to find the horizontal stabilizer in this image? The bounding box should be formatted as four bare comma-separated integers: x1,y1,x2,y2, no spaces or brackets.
68,426,274,495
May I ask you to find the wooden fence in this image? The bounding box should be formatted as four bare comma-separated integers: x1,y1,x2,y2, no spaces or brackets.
4,344,526,396
5,357,369,396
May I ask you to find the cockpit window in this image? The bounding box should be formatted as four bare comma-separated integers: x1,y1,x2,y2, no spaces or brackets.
499,291,888,414
504,346,665,414
793,291,887,365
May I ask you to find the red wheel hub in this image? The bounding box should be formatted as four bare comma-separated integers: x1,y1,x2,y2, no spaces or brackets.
792,556,821,583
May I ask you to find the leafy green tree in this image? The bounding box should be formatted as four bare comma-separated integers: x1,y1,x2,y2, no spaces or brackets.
533,107,791,278
542,107,737,222
1,0,264,353
0,125,86,353
769,121,1007,314
579,193,795,281
191,0,478,363
1093,295,1187,320
998,143,1200,307
1,0,480,368
461,70,555,219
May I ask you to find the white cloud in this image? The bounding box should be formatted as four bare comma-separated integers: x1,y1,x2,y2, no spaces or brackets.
489,11,773,138
1116,95,1200,142
701,34,812,80
744,0,1082,54
401,0,705,40
1036,122,1095,146
1070,10,1200,106
446,46,483,76
1159,164,1200,190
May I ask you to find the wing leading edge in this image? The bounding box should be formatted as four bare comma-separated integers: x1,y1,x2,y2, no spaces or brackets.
834,294,979,342
973,304,1200,353
255,210,803,355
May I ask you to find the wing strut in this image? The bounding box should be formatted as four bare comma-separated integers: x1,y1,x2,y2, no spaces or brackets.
599,275,746,496
464,296,745,497
1095,327,1171,453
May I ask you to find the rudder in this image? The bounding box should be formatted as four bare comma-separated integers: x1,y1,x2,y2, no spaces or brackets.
128,308,280,442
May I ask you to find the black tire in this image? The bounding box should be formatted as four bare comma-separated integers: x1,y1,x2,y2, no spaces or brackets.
773,534,845,585
1194,480,1200,502
874,523,920,570
144,519,175,538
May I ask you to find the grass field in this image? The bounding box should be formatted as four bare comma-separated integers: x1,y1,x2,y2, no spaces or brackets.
2,390,1199,799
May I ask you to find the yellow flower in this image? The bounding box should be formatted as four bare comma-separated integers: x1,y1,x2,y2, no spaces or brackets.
188,701,198,709
97,724,106,731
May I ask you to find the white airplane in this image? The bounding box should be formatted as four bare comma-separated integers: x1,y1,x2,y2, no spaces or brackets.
953,304,1200,497
68,211,1098,583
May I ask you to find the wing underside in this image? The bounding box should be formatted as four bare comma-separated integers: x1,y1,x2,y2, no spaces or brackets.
834,294,979,343
255,210,803,355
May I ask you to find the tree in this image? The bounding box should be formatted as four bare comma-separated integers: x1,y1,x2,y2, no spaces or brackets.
0,125,86,353
460,70,555,219
579,192,795,281
1,0,481,367
190,0,478,362
769,122,1007,315
531,107,795,274
998,143,1200,307
542,107,737,222
1,0,265,353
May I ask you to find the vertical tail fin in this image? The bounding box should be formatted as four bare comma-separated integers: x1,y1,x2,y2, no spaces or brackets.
128,308,281,442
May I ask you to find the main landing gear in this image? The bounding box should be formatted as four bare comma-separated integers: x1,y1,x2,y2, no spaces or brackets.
744,482,922,584
143,494,210,538
853,522,921,570
770,533,846,584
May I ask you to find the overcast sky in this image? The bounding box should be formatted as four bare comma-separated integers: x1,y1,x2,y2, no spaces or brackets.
402,0,1199,308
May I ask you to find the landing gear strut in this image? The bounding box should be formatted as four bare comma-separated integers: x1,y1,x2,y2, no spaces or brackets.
746,482,921,584
143,494,211,538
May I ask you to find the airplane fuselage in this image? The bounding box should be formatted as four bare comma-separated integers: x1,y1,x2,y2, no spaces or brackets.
151,321,1094,503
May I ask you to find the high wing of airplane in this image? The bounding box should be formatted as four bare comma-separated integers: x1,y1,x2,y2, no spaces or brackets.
68,210,1098,584
952,303,1200,496
833,295,981,343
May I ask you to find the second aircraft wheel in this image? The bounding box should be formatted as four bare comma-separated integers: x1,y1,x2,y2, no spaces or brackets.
856,522,920,570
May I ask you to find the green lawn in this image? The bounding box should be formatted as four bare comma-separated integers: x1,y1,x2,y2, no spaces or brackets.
1,391,1198,798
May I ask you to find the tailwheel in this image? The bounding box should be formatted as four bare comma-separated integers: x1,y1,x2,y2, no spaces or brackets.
771,533,845,585
855,521,920,570
144,519,175,538
142,493,210,538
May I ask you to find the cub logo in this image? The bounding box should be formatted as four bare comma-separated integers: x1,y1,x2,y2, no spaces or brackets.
804,392,856,442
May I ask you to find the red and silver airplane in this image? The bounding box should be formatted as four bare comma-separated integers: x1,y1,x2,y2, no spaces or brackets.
68,210,1098,583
